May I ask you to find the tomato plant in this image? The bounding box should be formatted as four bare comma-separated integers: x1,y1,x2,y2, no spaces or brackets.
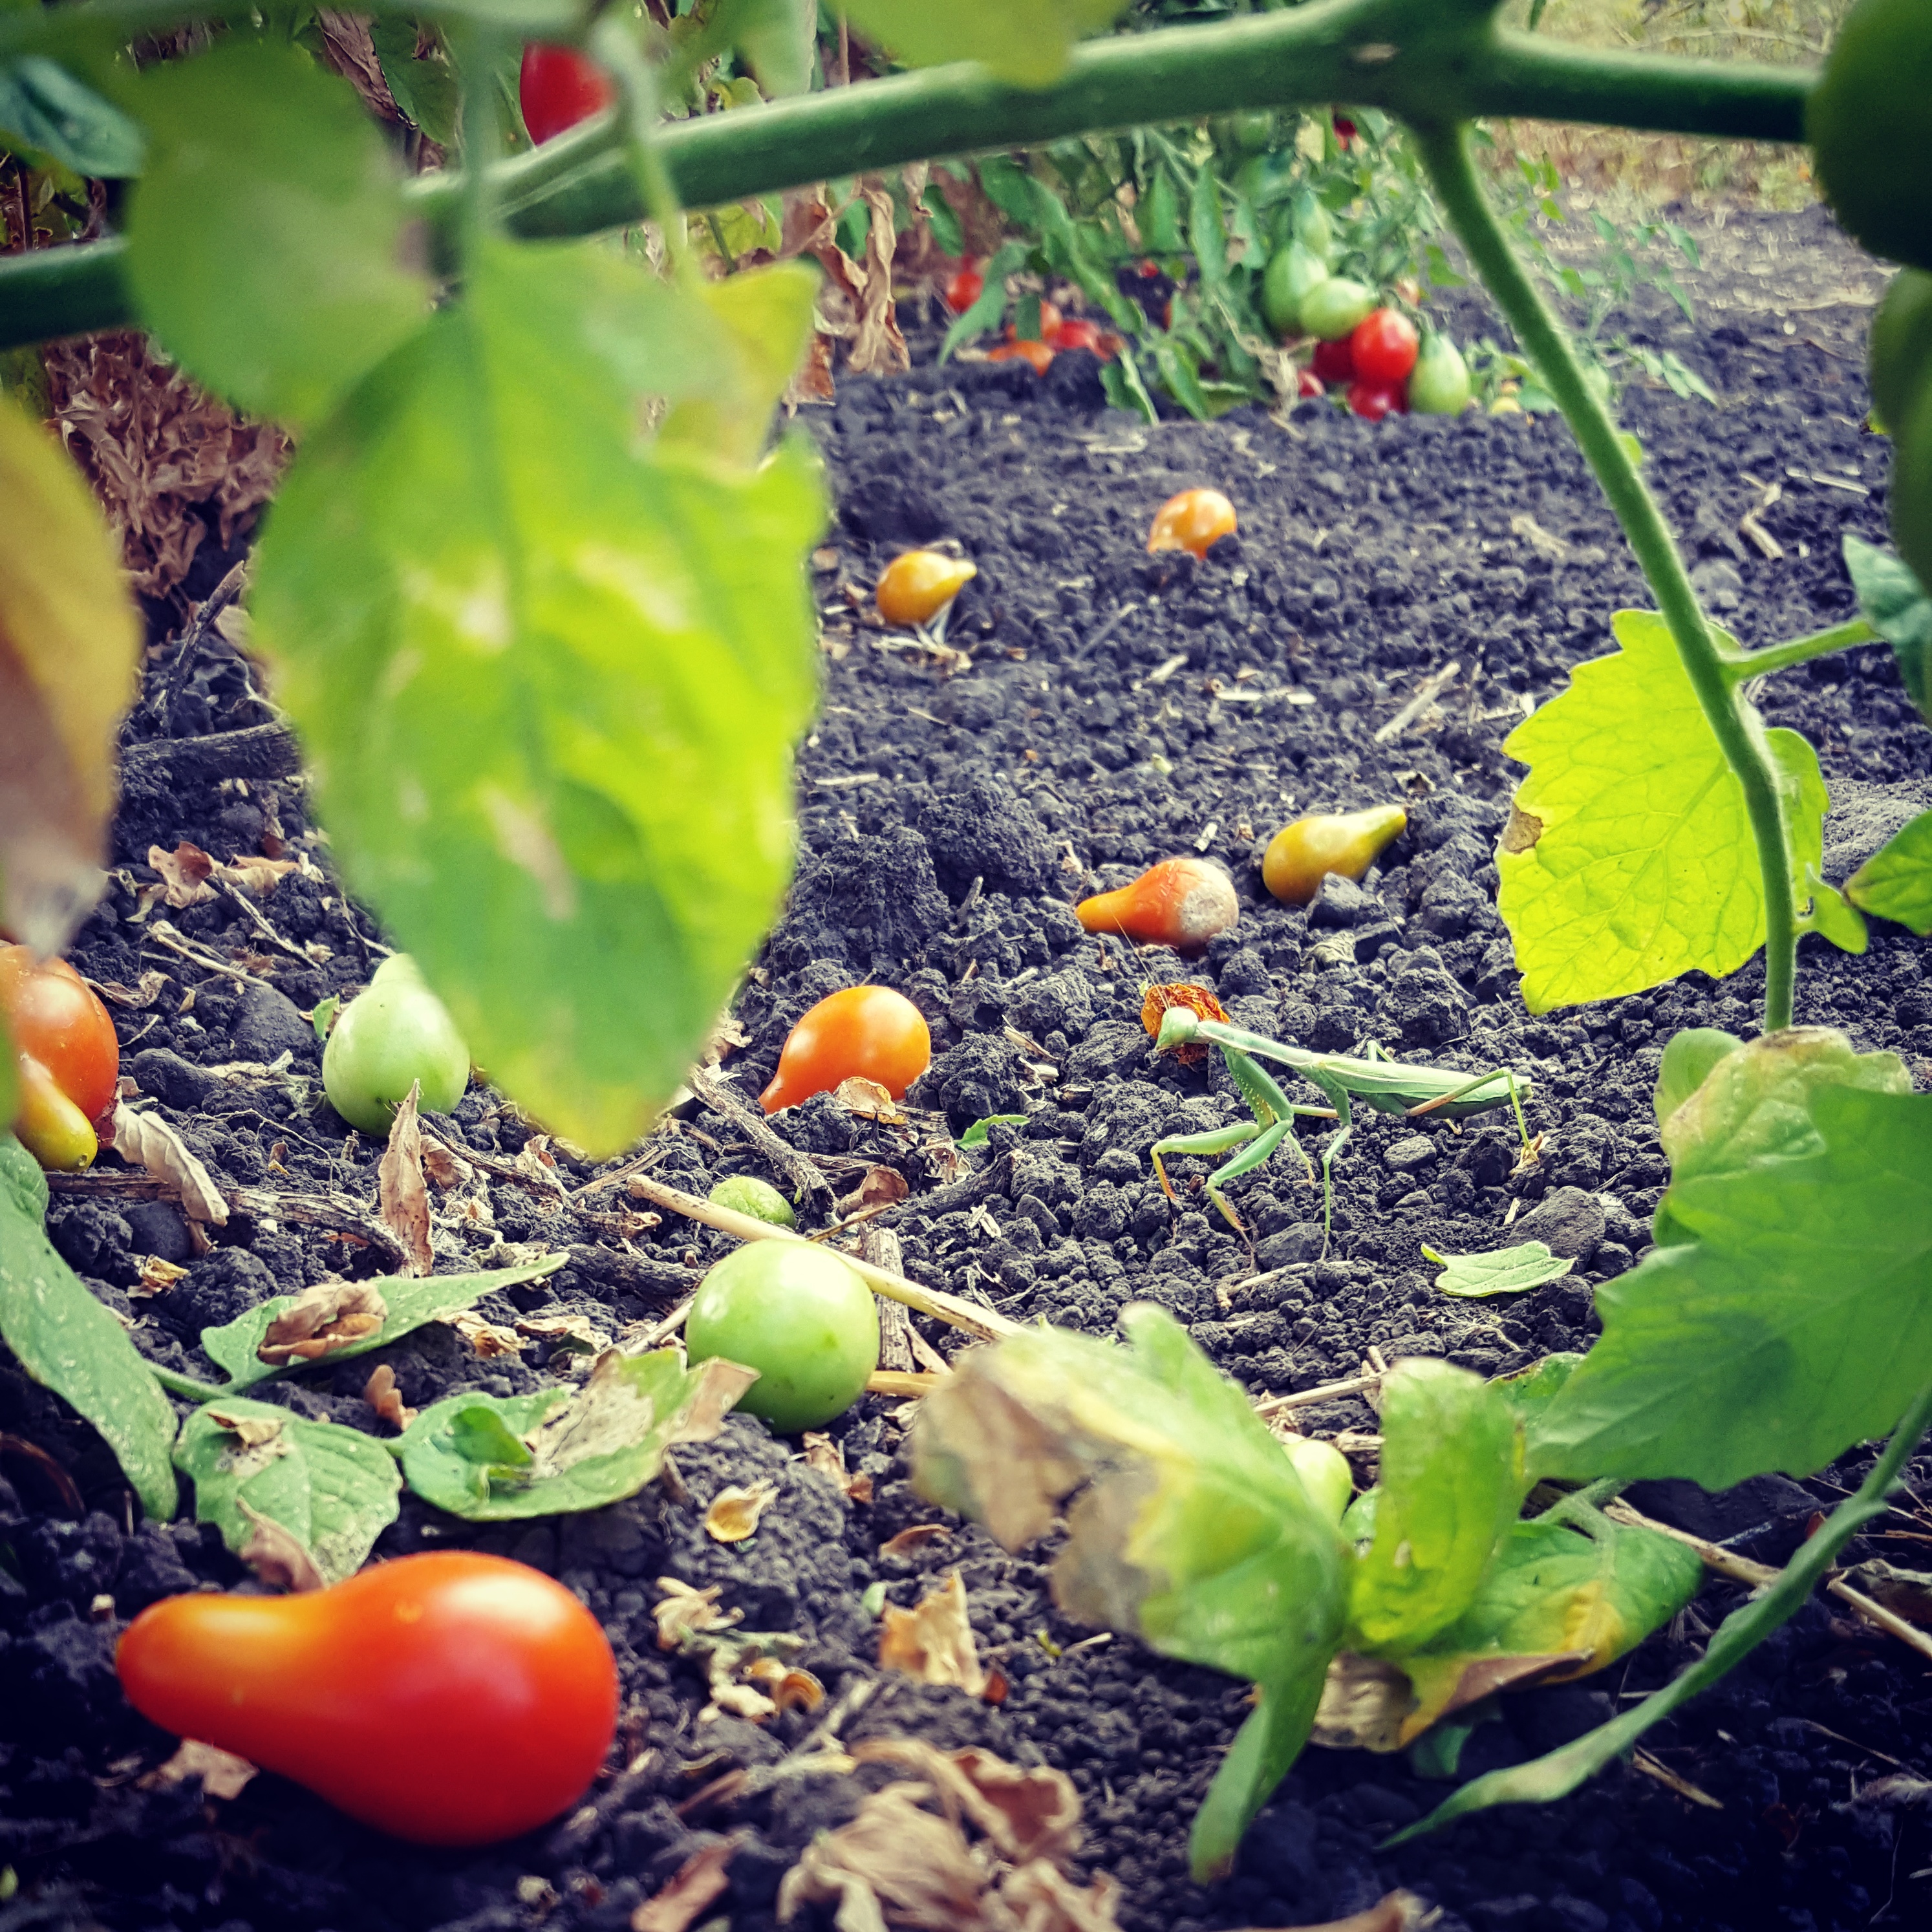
1075,857,1238,952
684,1240,879,1433
1262,808,1408,905
1350,308,1418,385
0,945,117,1171
760,985,930,1113
1146,487,1236,559
875,549,976,628
321,953,470,1135
518,44,616,147
116,1552,617,1844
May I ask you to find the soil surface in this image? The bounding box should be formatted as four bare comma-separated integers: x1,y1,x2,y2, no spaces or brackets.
4,200,1930,1932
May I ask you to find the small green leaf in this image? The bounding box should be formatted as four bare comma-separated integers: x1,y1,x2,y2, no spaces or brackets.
392,1348,753,1519
0,1137,178,1519
1652,1025,1740,1135
1423,1241,1574,1298
175,1395,401,1585
198,1255,566,1390
1497,610,1834,1012
719,0,813,97
125,39,431,428
1488,1352,1585,1420
837,0,1130,87
1188,166,1230,295
1843,534,1931,726
0,57,144,176
1141,167,1183,255
309,992,341,1045
959,1113,1026,1148
1847,808,1932,935
1346,1360,1526,1655
370,20,458,146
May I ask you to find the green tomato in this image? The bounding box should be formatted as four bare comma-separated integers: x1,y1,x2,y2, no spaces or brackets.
1871,268,1932,435
1227,109,1274,155
1298,275,1375,343
1283,1435,1353,1523
1808,0,1932,272
1291,188,1334,267
685,1241,879,1433
707,1175,796,1229
1893,374,1932,592
321,954,469,1134
1261,241,1330,339
1407,333,1472,415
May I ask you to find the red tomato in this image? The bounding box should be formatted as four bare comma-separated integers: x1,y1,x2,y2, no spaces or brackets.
944,265,983,314
1311,336,1356,384
1049,317,1106,355
1148,488,1238,559
760,986,932,1113
989,339,1055,374
1138,258,1161,278
1351,308,1420,385
1298,369,1326,399
116,1554,617,1846
1333,113,1357,148
1348,378,1408,420
518,44,617,145
0,944,118,1170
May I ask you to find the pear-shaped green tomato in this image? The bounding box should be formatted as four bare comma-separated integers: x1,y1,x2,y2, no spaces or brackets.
1284,1435,1354,1523
1870,268,1932,435
1298,275,1375,343
1408,334,1472,415
708,1175,797,1229
1291,188,1335,266
1261,242,1331,339
322,954,471,1133
685,1242,879,1433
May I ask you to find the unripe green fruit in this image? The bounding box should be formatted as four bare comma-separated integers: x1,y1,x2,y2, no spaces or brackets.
1299,275,1375,343
1809,0,1932,273
1408,334,1472,415
1284,1435,1353,1523
321,954,470,1134
708,1175,797,1229
1870,268,1932,434
1261,242,1330,339
1893,376,1932,593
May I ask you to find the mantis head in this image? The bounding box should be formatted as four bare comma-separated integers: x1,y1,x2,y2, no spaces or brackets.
1154,1005,1205,1053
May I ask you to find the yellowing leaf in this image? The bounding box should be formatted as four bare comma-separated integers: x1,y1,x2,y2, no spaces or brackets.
0,392,141,951
839,0,1131,87
878,1570,987,1694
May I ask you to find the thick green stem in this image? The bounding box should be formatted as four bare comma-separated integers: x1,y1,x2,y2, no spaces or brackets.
1413,118,1799,1033
1724,617,1880,684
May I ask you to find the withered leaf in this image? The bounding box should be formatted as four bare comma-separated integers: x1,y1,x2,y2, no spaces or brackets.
422,1142,473,1188
445,1309,526,1357
652,1578,739,1651
839,1165,908,1217
206,1406,288,1454
746,1658,826,1713
134,1254,189,1296
108,1103,230,1224
88,969,168,1009
235,1497,325,1592
140,1739,259,1803
852,1739,1081,1869
257,1280,388,1365
704,1480,778,1543
879,1523,952,1558
148,841,218,908
877,1570,986,1697
834,1076,903,1123
363,1362,416,1431
376,1081,433,1278
631,1834,744,1932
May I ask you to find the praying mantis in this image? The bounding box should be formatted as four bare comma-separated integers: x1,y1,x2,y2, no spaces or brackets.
1147,1004,1534,1245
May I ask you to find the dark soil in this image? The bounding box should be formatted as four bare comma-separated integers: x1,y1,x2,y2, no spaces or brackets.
4,200,1930,1932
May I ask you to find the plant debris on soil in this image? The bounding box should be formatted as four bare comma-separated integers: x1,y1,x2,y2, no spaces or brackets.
4,202,1929,1932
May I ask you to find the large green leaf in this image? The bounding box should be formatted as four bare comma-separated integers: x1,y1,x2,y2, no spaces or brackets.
1346,1360,1525,1655
0,1135,178,1519
1847,808,1932,934
1497,611,1845,1012
175,1395,401,1586
912,1305,1352,1879
839,0,1131,87
250,241,824,1154
1530,1084,1932,1488
391,1347,752,1519
1844,534,1931,727
0,57,143,175
125,39,431,429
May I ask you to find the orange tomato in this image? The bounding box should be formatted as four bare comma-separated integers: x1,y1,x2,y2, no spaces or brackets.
1075,858,1239,953
116,1553,617,1846
1049,317,1116,359
989,339,1054,375
1147,488,1237,559
0,944,118,1170
760,986,932,1114
875,550,978,628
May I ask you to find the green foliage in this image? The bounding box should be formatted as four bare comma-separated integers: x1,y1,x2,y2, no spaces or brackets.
1497,610,1851,1012
125,39,431,429
0,1135,178,1518
370,20,459,146
1423,1240,1574,1298
959,1113,1027,1146
839,0,1130,87
1651,1024,1743,1130
1847,808,1932,933
0,57,142,177
250,241,824,1155
1843,533,1932,726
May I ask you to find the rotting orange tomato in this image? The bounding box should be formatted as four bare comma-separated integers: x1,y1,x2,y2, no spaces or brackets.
116,1552,618,1846
875,550,978,629
0,944,118,1171
760,986,931,1114
1141,981,1229,1065
1147,488,1237,559
1077,858,1240,953
1261,806,1408,905
989,338,1054,375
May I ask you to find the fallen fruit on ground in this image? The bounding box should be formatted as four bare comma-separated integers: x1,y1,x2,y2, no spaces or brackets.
1076,857,1240,950
0,944,117,1170
1147,488,1236,559
1262,807,1409,904
321,953,471,1134
684,1240,879,1433
115,1552,618,1845
875,550,978,628
988,338,1053,374
517,44,617,146
709,1174,796,1228
760,985,931,1113
1348,378,1408,422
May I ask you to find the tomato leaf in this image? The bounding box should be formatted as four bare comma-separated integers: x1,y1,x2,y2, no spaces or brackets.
1651,1025,1741,1133
175,1395,402,1587
250,238,824,1154
125,39,432,428
718,0,814,97
0,1135,179,1520
0,392,142,954
369,19,458,147
197,1254,568,1391
940,238,1026,360
0,57,144,176
1497,611,1840,1012
1847,807,1932,935
1422,1241,1574,1298
391,1348,755,1519
911,1305,1352,1879
1530,1082,1932,1488
837,0,1131,87
958,1113,1026,1148
1843,533,1932,727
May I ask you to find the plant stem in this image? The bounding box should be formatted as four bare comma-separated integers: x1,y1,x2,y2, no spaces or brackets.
1413,118,1799,1033
1723,617,1880,685
453,21,501,268
147,1363,230,1402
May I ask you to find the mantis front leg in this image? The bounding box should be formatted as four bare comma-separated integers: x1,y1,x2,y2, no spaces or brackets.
1151,1119,1294,1240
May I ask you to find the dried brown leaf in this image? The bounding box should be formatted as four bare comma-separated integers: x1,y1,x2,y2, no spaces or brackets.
205,1405,287,1453
148,841,218,908
998,1861,1122,1932
314,8,402,118
834,1076,904,1123
880,1523,952,1558
632,1834,744,1932
802,1430,847,1484
777,1781,987,1932
235,1498,325,1592
445,1310,526,1357
362,1362,416,1431
839,1165,909,1217
257,1280,388,1366
744,1660,826,1713
87,970,168,1010
140,1739,259,1803
107,1102,230,1225
515,1309,609,1355
704,1480,778,1543
878,1571,986,1697
133,1254,189,1296
654,1578,739,1650
376,1082,433,1278
422,1142,473,1188
852,1741,1081,1870
1229,1892,1435,1932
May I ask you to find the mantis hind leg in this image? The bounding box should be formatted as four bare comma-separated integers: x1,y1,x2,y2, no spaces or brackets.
1406,1068,1532,1147
1152,1122,1261,1207
1201,1119,1293,1239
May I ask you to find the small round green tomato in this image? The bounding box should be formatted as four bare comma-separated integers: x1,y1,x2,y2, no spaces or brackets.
708,1175,797,1229
322,954,471,1134
1283,1435,1353,1523
685,1243,879,1434
1298,275,1375,343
